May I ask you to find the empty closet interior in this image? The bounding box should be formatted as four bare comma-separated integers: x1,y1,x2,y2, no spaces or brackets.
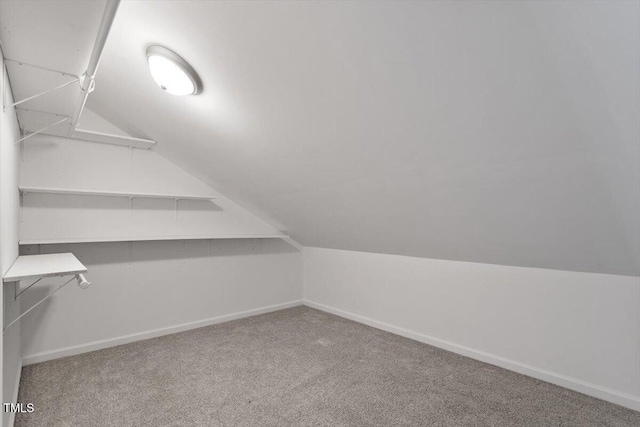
1,1,639,426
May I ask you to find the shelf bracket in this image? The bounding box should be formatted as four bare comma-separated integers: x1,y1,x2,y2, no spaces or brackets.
6,79,79,112
15,277,44,300
4,275,77,332
16,116,71,144
3,58,79,112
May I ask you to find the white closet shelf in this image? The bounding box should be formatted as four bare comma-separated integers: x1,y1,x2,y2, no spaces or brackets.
19,186,217,201
19,234,289,245
3,253,87,283
72,129,156,149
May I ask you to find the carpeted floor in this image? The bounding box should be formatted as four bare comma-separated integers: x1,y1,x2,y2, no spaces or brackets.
15,306,640,426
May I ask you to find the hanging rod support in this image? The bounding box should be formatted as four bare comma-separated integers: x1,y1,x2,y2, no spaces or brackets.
69,0,121,133
15,277,44,300
2,58,79,112
4,78,79,112
3,276,76,332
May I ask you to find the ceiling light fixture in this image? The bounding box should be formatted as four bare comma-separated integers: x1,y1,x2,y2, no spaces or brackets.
146,45,202,96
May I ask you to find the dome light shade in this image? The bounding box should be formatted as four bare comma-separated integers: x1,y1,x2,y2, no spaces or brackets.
146,45,202,95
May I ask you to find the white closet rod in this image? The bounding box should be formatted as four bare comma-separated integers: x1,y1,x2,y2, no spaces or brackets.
69,0,121,133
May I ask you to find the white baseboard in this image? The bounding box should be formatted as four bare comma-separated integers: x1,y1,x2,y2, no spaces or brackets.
22,300,303,366
303,300,640,412
17,299,640,412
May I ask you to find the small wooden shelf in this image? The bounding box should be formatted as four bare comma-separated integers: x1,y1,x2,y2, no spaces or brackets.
19,186,217,201
19,234,289,245
3,253,87,283
72,129,156,149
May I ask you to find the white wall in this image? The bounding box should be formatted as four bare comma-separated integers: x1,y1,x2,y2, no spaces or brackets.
1,50,22,427
20,239,302,363
20,135,280,244
303,247,640,410
16,125,302,366
76,108,132,137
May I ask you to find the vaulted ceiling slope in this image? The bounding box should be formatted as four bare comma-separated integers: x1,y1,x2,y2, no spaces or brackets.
4,1,639,276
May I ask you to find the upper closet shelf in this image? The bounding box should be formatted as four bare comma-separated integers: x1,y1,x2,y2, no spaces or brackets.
71,129,156,149
3,253,87,283
19,234,289,245
19,186,217,201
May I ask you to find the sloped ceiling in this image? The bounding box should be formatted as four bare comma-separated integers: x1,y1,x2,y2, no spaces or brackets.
4,1,640,276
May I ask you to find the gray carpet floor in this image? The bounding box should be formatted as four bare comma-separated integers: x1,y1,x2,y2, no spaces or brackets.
15,306,640,426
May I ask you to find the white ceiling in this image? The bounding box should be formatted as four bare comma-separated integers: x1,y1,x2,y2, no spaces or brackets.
2,1,639,276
